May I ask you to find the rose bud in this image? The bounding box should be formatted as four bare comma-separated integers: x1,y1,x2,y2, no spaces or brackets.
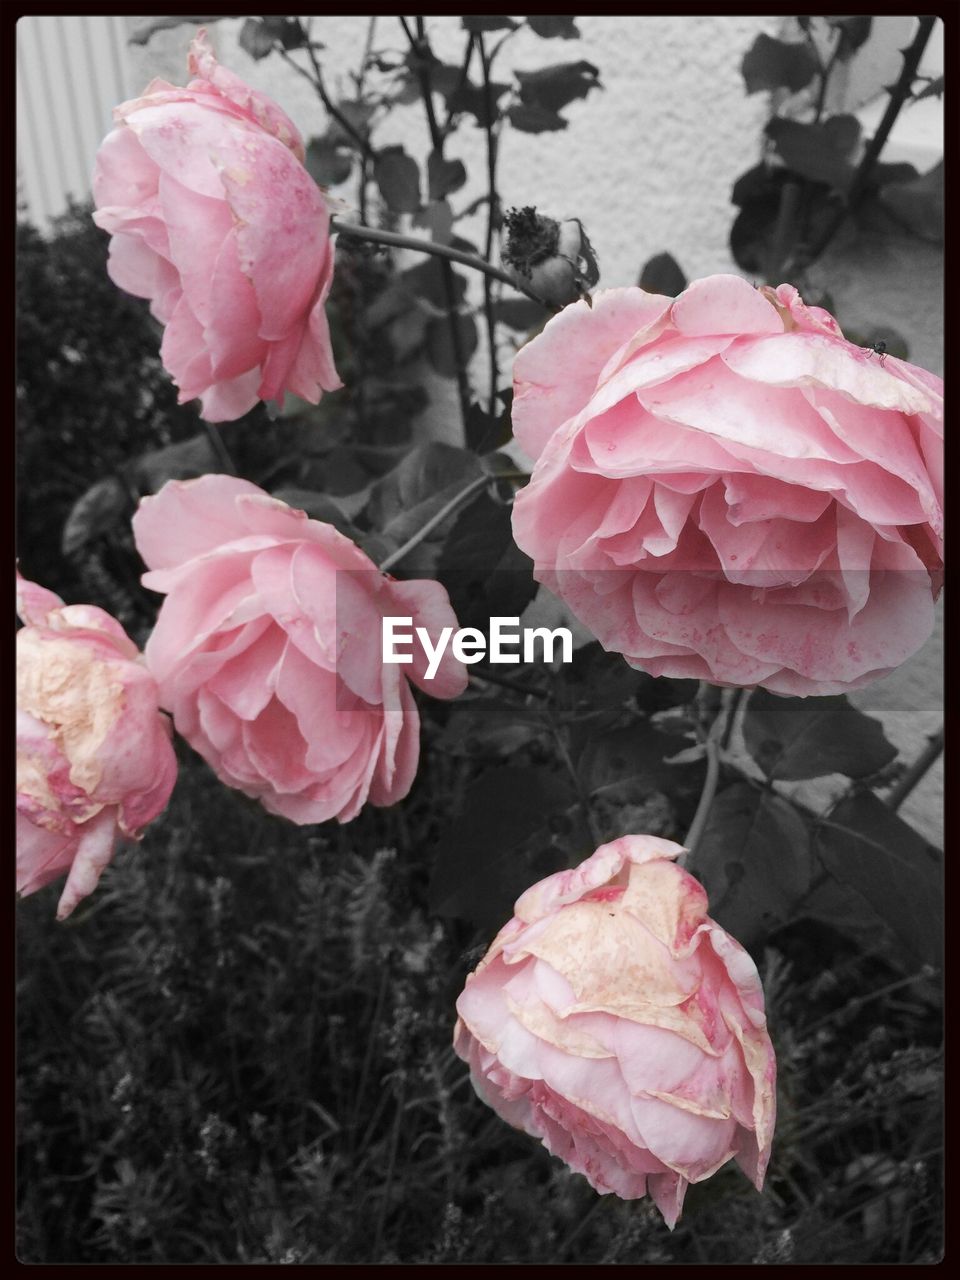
92,29,341,423
454,834,776,1227
16,573,178,920
132,476,468,825
511,276,942,696
502,206,599,309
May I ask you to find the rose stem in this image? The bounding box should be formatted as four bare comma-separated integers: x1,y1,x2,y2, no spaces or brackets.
886,726,944,811
680,687,736,867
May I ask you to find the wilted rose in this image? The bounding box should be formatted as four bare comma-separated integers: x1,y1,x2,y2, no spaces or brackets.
93,29,341,423
133,475,468,824
454,834,776,1227
16,573,177,920
502,206,599,309
511,276,942,695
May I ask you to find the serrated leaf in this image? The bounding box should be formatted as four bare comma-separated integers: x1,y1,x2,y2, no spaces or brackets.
743,689,897,781
366,443,481,555
527,15,580,38
579,722,705,797
437,491,538,628
638,252,687,296
429,766,572,929
696,782,813,946
815,791,943,966
741,33,819,95
374,146,421,214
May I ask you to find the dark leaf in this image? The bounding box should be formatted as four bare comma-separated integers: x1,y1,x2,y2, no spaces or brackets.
269,487,360,539
366,441,481,533
128,15,241,45
239,18,276,60
696,783,813,947
425,313,479,379
325,99,376,149
437,491,539,628
305,138,354,188
507,103,568,133
401,257,469,309
435,700,546,757
816,791,943,966
133,434,220,492
826,15,872,58
463,399,512,454
638,251,687,296
493,296,551,332
579,722,705,798
427,151,467,200
463,15,520,32
374,146,422,214
259,16,307,49
447,79,512,127
412,199,454,245
61,477,130,558
766,117,859,191
743,689,897,781
516,60,601,113
526,16,580,38
741,33,819,95
879,161,943,243
429,766,572,929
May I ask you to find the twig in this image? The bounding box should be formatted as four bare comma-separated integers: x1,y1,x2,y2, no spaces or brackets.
378,473,491,573
680,688,735,867
330,217,549,305
886,727,943,811
276,47,376,160
478,31,501,418
202,421,237,475
550,718,603,848
798,16,937,269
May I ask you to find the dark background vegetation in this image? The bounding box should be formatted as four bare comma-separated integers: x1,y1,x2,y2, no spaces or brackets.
15,204,943,1264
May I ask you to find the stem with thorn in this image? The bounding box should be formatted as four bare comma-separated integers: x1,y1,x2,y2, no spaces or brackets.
886,727,943,811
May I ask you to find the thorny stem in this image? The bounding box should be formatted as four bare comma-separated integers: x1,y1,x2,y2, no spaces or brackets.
330,217,551,306
886,727,944,811
794,15,937,271
680,688,736,867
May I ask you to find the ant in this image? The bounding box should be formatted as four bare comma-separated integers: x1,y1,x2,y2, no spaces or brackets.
866,339,888,367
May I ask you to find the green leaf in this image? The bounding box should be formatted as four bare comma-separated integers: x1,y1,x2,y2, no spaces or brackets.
815,791,943,966
516,60,601,113
463,15,520,32
427,151,467,200
743,689,897,781
696,782,813,947
429,766,572,930
374,146,422,214
741,33,819,95
766,117,859,191
638,252,687,297
526,16,580,38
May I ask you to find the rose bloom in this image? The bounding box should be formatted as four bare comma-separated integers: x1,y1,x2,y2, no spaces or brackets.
454,834,776,1227
511,276,943,695
132,475,468,824
16,573,177,920
92,29,341,423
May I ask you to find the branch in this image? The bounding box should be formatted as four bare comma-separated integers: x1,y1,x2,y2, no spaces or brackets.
276,47,376,161
478,31,501,417
680,688,736,867
377,473,490,574
330,217,552,307
886,727,943,811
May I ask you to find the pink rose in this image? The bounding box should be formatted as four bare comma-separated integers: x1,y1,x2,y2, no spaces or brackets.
16,573,178,920
511,277,943,695
454,835,776,1227
92,30,341,423
132,475,468,824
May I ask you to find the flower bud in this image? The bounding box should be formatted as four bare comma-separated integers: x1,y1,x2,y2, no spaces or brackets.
501,206,599,308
